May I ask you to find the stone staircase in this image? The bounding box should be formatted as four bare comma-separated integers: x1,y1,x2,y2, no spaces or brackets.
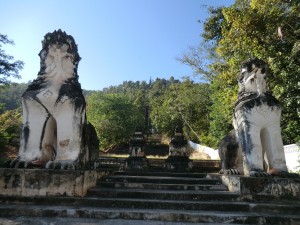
0,169,300,224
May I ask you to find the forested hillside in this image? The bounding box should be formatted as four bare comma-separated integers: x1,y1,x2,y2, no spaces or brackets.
87,77,212,149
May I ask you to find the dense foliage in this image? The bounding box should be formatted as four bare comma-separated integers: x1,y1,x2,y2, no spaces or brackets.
88,78,211,150
0,108,22,146
87,92,144,150
150,79,211,144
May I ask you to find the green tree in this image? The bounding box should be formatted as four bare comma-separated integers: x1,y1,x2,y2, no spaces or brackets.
150,79,211,144
0,34,24,85
86,92,144,150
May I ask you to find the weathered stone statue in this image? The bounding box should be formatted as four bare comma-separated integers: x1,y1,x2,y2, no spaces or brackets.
219,58,288,177
10,30,99,169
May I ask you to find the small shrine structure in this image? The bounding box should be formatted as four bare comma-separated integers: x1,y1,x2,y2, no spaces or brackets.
165,126,193,171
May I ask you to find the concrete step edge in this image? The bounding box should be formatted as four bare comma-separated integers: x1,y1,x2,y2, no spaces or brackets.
0,204,299,224
88,187,233,195
96,184,228,191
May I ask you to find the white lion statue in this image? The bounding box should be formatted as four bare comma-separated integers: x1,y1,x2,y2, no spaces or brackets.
219,58,289,177
10,30,99,169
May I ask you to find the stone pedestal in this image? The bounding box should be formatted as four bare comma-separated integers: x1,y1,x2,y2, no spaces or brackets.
0,168,106,197
124,127,149,170
164,155,193,171
124,156,149,170
165,126,193,171
221,175,300,198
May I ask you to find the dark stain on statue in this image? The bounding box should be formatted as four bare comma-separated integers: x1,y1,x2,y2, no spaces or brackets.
39,115,51,151
57,77,86,112
24,76,47,94
23,123,30,150
237,93,280,111
238,123,253,155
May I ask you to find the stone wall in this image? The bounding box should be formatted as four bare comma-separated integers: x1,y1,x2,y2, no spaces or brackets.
0,169,108,197
221,175,300,198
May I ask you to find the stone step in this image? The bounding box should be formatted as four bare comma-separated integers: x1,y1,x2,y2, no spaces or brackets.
97,181,228,191
0,217,253,225
0,204,299,224
114,171,209,178
102,175,222,185
96,158,221,172
87,188,241,201
3,193,298,213
0,196,267,212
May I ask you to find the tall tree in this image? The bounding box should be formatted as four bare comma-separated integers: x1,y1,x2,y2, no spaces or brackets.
86,92,144,150
150,79,211,144
0,34,24,85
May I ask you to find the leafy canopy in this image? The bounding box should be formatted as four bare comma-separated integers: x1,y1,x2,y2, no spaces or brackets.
86,92,144,150
0,34,24,85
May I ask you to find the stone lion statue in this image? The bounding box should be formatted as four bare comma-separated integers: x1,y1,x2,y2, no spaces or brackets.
10,29,99,169
219,58,289,177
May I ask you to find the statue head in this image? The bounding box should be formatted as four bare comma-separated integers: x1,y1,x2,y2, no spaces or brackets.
38,29,81,78
238,58,268,95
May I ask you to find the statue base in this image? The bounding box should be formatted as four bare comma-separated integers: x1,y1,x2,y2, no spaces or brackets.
164,156,193,171
220,175,300,198
0,168,107,197
123,156,149,170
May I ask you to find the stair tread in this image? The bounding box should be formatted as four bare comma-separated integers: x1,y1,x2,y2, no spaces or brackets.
97,177,228,191
0,204,299,217
79,196,300,206
89,187,233,194
106,175,219,180
0,217,255,225
99,181,227,187
2,195,299,207
115,171,214,176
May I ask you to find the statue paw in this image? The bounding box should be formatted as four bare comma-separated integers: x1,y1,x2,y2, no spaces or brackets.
10,159,26,168
249,170,271,177
46,160,76,170
220,169,240,175
9,158,45,169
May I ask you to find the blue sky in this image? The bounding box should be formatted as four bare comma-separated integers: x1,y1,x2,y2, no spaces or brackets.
1,0,234,90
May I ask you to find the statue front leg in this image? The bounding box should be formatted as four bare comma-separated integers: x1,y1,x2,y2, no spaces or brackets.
12,98,50,168
237,120,266,176
263,122,288,175
46,99,86,169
